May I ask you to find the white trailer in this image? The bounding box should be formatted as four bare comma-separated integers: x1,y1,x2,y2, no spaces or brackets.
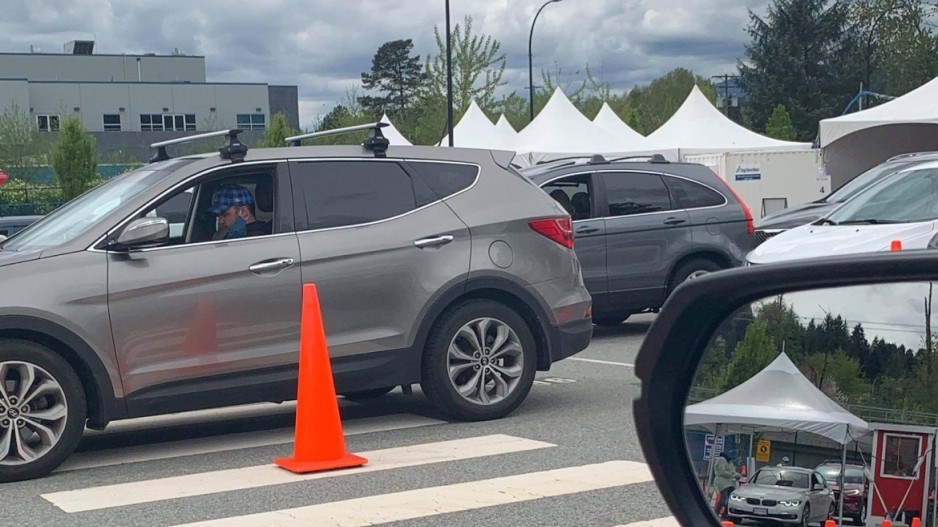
683,149,828,219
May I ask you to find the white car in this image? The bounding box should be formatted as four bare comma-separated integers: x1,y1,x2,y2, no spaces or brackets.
748,161,938,264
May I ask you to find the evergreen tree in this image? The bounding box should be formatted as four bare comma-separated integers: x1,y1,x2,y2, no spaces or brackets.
360,39,423,116
764,104,798,140
260,112,294,148
51,116,98,201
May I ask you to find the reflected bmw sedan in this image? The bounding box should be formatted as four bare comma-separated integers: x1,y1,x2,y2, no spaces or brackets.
726,466,834,526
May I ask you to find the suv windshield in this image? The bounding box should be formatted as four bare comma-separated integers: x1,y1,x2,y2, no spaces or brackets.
817,466,865,484
1,160,194,252
827,168,938,225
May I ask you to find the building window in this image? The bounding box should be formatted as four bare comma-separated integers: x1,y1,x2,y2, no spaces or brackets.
103,114,122,132
37,115,60,132
237,113,266,131
140,113,196,132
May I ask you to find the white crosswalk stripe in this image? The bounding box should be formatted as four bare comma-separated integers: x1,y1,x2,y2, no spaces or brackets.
42,434,556,513
167,460,654,527
59,413,444,472
613,518,680,527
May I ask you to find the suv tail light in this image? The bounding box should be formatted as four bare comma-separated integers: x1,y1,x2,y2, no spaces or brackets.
529,217,574,249
724,185,754,235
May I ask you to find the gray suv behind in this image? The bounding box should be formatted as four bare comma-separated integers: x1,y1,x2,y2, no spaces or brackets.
522,155,753,326
0,128,592,481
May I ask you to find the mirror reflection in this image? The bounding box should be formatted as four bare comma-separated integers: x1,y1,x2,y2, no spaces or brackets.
686,282,938,527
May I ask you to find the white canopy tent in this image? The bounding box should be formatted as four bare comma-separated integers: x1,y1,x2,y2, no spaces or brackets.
592,102,645,144
379,114,413,146
643,86,812,155
819,76,938,189
495,114,518,137
686,352,869,527
440,100,516,149
512,88,643,166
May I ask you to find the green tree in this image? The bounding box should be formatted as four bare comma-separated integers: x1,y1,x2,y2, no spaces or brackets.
309,88,373,145
851,0,938,99
799,349,870,403
51,116,98,200
360,39,424,116
623,68,717,135
261,112,295,148
424,16,506,115
738,0,863,140
0,102,48,181
764,105,798,141
722,318,778,391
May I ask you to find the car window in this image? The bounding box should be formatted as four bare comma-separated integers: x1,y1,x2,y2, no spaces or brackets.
540,174,593,220
813,472,825,487
826,161,912,203
665,176,726,209
603,172,673,217
828,168,938,224
291,160,418,230
753,468,809,488
406,161,478,200
138,169,276,245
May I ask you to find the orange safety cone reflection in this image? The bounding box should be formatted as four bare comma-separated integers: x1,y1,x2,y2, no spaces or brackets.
183,298,218,366
274,283,367,473
824,520,836,527
891,240,903,251
911,517,922,527
883,519,892,527
722,521,734,527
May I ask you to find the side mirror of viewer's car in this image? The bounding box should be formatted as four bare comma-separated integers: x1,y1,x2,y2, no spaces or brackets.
633,250,938,526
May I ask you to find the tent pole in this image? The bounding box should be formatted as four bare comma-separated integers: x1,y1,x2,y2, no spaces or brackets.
839,439,847,527
705,424,720,504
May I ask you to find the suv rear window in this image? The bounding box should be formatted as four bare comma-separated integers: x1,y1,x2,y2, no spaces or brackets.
666,176,726,209
291,160,418,230
406,162,478,199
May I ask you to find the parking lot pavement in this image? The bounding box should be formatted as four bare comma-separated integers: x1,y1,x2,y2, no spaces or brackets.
1,317,671,527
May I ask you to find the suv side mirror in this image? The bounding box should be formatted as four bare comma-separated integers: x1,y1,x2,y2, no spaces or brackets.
813,483,824,491
115,217,169,249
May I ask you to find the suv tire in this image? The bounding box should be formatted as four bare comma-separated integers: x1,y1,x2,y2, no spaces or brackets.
0,339,86,483
420,300,537,421
668,258,722,295
591,312,632,326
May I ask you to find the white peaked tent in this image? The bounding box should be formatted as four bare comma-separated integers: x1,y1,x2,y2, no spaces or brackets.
644,86,812,154
687,352,869,526
685,352,869,444
495,114,518,137
379,114,412,146
513,88,639,164
819,76,938,189
592,102,645,143
440,100,516,149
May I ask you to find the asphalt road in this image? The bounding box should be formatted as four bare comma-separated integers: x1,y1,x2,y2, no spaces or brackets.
1,314,679,527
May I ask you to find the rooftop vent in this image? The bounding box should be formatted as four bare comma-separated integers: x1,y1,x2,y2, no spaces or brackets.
65,40,95,55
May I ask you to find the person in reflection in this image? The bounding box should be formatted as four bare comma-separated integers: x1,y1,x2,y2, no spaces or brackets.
712,451,740,519
776,455,791,467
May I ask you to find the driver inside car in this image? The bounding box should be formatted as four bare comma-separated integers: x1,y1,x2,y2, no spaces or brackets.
209,183,271,240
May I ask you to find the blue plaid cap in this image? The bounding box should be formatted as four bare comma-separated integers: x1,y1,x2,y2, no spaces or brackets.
210,184,254,214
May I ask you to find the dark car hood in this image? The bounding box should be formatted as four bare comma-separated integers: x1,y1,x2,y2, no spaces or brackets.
755,201,837,230
0,248,42,267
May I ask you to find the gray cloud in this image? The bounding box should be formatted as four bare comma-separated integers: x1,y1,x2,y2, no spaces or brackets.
0,0,771,129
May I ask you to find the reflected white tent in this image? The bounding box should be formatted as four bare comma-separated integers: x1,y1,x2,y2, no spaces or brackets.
686,352,869,526
440,101,516,149
592,102,645,143
643,86,812,154
380,114,412,146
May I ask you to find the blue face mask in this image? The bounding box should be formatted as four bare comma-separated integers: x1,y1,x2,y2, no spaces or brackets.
226,215,247,239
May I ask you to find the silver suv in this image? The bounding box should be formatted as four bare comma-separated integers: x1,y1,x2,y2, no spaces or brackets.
0,127,592,482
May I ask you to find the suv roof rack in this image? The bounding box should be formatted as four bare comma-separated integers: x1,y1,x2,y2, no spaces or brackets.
535,155,594,166
609,154,669,163
284,122,391,158
149,129,248,164
886,151,938,162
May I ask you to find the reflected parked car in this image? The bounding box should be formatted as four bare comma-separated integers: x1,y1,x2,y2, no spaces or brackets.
754,152,938,245
748,161,938,264
815,461,868,525
727,466,835,526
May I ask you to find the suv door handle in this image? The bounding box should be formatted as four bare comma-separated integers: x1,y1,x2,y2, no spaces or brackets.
663,217,687,226
249,258,295,274
414,235,455,249
575,226,600,234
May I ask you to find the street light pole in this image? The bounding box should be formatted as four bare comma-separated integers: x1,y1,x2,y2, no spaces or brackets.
528,0,562,122
446,0,454,146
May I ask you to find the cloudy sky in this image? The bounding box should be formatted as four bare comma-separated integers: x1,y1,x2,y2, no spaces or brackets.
0,0,771,129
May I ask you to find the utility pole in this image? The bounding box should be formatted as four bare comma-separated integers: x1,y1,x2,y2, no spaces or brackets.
711,74,739,119
445,0,454,146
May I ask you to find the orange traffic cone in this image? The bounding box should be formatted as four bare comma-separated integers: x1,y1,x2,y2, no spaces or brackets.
883,519,892,527
824,520,836,527
722,521,734,527
891,240,903,251
911,517,921,527
274,283,367,473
